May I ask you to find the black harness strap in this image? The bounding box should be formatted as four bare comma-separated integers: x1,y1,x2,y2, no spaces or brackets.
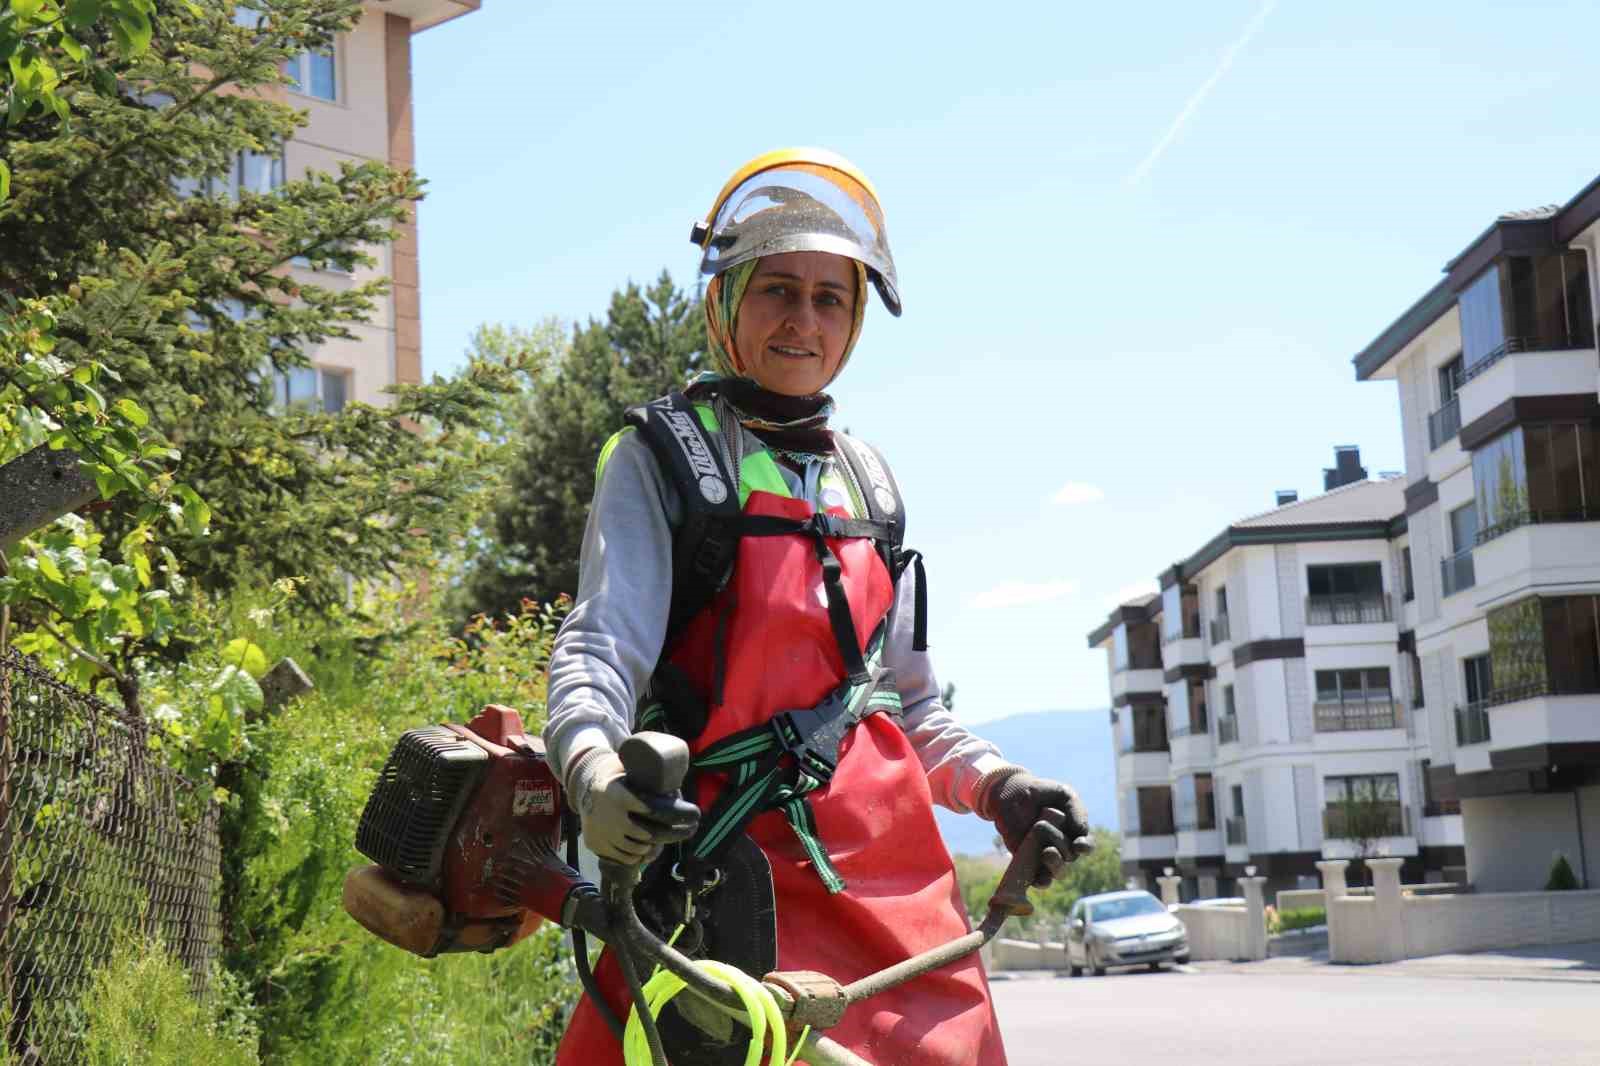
624,392,742,638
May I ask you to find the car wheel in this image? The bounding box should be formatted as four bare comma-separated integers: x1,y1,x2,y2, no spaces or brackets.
1068,963,1082,977
1176,954,1190,965
1090,949,1106,977
1148,961,1163,972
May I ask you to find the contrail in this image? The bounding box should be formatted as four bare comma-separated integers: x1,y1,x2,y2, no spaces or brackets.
1126,0,1278,185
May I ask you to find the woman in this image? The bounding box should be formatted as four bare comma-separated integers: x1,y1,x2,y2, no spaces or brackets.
545,148,1090,1066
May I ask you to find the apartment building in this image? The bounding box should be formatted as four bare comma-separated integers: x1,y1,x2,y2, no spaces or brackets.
1088,449,1467,901
236,0,478,410
1352,173,1600,893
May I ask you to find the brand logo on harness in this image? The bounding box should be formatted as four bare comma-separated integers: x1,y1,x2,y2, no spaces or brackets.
848,439,898,516
661,407,729,504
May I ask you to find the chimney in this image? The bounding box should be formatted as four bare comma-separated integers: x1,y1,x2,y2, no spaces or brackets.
1276,490,1299,507
1323,446,1367,492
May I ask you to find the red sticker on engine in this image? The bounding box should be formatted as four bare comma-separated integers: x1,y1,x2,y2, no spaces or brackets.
513,782,555,816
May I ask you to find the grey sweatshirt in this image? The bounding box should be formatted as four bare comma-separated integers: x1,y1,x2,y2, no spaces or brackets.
542,396,1006,814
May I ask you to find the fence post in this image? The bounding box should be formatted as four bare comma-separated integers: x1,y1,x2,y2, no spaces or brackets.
1240,875,1268,960
1156,871,1183,907
1368,857,1406,962
1199,874,1219,900
1315,859,1350,962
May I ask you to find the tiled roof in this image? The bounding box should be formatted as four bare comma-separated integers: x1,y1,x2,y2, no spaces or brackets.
1499,204,1560,221
1233,476,1405,529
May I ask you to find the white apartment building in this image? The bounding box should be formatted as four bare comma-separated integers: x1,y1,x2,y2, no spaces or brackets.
1352,173,1600,893
1089,448,1468,901
242,0,478,410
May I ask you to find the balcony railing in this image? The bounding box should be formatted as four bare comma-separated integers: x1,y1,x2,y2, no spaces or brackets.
1476,503,1600,546
1427,396,1461,450
1323,803,1409,839
1314,699,1401,733
1305,594,1392,626
1218,716,1239,744
1454,702,1492,746
1209,614,1231,644
1225,816,1247,846
1134,821,1177,838
1461,332,1598,385
1118,736,1171,755
1440,549,1476,597
1422,800,1462,818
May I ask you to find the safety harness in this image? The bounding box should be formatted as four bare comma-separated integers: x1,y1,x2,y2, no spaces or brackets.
622,391,927,894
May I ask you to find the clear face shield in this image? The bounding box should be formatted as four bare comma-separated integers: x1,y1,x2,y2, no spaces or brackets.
694,164,902,316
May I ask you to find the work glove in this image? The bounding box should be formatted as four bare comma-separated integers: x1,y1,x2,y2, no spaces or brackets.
566,746,701,865
977,766,1093,888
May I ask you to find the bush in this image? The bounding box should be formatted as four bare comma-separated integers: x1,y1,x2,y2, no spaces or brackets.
1546,853,1581,891
1271,907,1327,934
78,935,259,1066
215,584,579,1064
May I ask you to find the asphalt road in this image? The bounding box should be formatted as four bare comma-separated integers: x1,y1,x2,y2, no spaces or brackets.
990,965,1600,1065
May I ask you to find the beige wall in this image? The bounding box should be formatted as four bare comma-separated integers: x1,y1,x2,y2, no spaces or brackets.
1462,792,1586,892
281,3,428,408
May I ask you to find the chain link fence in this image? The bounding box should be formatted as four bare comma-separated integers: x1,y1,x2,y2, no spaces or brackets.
0,648,223,1063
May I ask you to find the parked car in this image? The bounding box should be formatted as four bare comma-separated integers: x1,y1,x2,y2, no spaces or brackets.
1066,890,1190,976
1169,896,1246,913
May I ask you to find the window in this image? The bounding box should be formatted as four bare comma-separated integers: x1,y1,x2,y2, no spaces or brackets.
284,46,337,101
1136,786,1175,836
1401,547,1414,602
1325,773,1400,804
274,366,350,413
1462,654,1493,706
1437,354,1464,406
1409,650,1425,709
1162,585,1201,641
1186,677,1208,734
1126,620,1161,669
1443,503,1478,596
1314,668,1396,731
1448,503,1477,555
1223,684,1236,717
1173,776,1218,836
1461,254,1595,377
1125,703,1167,752
1215,586,1228,618
174,150,284,200
1306,563,1388,624
1474,423,1600,541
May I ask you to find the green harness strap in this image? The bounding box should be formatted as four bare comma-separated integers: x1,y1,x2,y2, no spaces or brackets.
638,638,901,894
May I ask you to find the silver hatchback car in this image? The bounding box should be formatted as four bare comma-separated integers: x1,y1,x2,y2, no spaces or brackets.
1065,890,1189,976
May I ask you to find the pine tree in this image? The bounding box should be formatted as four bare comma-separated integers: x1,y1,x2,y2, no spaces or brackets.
1,0,522,684
457,271,706,620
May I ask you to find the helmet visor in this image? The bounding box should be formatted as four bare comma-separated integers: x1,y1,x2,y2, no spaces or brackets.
698,164,901,316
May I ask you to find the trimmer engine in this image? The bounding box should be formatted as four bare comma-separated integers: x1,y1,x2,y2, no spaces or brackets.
342,704,601,957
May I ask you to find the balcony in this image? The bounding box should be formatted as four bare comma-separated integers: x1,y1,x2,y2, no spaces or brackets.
1314,700,1401,733
1225,816,1247,846
1454,702,1492,746
1305,594,1392,626
1323,803,1410,839
1461,333,1596,385
1439,549,1476,598
1209,614,1231,644
1117,735,1170,756
1218,716,1239,745
1476,503,1600,547
1427,396,1461,451
1422,800,1462,818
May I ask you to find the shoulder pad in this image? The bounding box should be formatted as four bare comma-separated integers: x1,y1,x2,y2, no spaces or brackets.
833,432,905,547
624,392,738,515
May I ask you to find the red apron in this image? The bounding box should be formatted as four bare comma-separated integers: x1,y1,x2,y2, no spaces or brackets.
557,490,1006,1066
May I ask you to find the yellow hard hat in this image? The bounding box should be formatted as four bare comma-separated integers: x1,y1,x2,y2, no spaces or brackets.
691,148,902,316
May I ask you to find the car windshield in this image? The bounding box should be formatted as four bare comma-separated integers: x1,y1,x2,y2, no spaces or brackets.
1089,895,1165,921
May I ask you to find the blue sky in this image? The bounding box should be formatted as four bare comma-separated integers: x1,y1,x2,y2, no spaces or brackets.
407,0,1598,726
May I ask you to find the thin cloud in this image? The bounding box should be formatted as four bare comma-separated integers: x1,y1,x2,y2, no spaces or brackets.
971,579,1081,610
1126,0,1278,185
1052,481,1106,506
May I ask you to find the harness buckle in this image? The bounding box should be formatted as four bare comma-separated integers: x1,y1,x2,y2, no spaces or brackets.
809,512,848,539
771,694,853,784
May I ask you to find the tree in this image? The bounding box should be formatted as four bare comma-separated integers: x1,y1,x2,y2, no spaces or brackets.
1545,853,1580,891
954,828,1125,929
1328,782,1398,888
457,272,706,620
1,1,525,706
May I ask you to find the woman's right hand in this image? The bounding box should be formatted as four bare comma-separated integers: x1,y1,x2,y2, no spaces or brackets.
567,747,700,864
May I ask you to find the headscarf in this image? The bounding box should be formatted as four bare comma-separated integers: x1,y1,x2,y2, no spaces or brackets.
695,256,870,440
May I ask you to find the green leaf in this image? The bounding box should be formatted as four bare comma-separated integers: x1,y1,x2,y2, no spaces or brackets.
223,638,269,679
174,484,210,534
112,397,148,427
65,0,103,31
34,552,64,584
12,0,42,20
211,664,263,715
112,8,151,56
0,159,9,202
